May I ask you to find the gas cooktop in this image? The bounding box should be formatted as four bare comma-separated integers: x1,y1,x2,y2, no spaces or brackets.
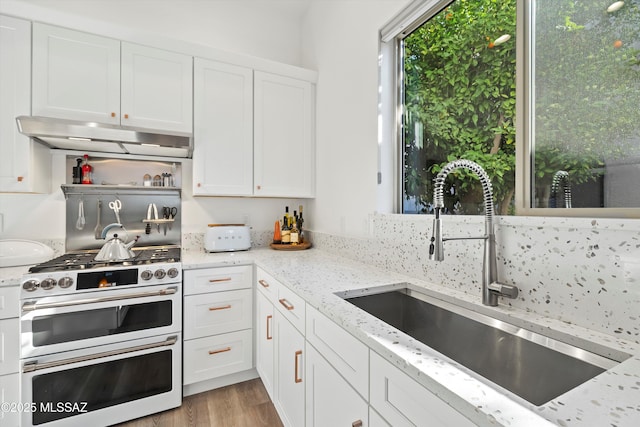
28,246,181,273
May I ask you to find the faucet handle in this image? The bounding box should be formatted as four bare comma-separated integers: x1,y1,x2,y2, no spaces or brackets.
488,282,519,299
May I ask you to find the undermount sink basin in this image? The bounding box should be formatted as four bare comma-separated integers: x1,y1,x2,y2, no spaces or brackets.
337,284,628,406
0,239,54,268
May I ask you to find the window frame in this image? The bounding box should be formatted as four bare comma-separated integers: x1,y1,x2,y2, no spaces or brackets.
381,0,640,218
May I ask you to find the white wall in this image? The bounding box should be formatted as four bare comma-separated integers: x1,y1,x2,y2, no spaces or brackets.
0,0,306,66
301,0,410,237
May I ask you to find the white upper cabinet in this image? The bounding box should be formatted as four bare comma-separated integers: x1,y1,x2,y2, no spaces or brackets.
0,15,50,193
193,58,253,195
254,71,315,198
32,23,121,124
32,23,192,133
121,42,193,133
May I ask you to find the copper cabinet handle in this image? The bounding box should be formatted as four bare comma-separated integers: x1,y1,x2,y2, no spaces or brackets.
258,279,270,288
124,113,129,119
17,176,24,182
110,112,116,117
208,304,232,311
352,421,363,427
266,315,273,340
294,350,303,383
279,298,294,311
209,277,232,283
208,347,231,355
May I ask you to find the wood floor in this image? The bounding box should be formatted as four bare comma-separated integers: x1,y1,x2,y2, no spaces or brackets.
114,379,283,427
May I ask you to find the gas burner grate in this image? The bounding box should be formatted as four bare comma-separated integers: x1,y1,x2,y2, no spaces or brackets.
28,247,181,273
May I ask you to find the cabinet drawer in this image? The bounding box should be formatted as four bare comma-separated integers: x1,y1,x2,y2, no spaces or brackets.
184,289,252,339
0,318,19,376
256,267,279,303
0,286,19,320
370,352,474,427
306,305,368,398
276,283,305,334
183,329,253,385
184,265,252,295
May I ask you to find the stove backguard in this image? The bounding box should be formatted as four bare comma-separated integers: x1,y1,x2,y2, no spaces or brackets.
64,186,181,251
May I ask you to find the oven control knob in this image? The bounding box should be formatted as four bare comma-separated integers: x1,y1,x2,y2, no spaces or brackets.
23,280,40,292
141,270,153,281
40,278,57,290
58,276,74,288
167,268,179,279
154,269,167,279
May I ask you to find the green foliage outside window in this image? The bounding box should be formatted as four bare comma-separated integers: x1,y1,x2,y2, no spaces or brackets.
403,0,517,215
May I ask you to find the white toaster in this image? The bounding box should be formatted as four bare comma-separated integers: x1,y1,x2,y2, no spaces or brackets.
204,224,251,252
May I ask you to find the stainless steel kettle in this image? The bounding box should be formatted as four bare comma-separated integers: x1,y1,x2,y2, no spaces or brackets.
95,223,138,261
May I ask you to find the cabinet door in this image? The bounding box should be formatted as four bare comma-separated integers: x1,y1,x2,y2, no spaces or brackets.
1,16,50,193
193,58,253,195
306,345,368,427
121,42,193,133
256,290,275,400
274,312,305,427
0,373,20,427
0,319,19,376
32,23,120,123
254,71,315,198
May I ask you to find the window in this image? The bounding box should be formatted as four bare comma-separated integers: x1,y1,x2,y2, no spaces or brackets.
384,0,640,217
400,0,517,215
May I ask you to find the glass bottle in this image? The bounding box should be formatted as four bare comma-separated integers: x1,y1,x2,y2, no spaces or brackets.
81,154,93,184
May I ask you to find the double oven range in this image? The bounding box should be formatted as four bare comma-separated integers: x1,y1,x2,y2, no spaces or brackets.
19,246,182,427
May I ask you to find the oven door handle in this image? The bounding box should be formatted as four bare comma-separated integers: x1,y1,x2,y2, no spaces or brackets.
21,286,179,312
23,335,178,373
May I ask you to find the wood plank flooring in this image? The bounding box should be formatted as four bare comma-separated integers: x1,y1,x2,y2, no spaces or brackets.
114,379,283,427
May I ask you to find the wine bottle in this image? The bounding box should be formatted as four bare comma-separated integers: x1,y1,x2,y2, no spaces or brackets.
298,205,304,243
290,211,299,245
281,215,291,244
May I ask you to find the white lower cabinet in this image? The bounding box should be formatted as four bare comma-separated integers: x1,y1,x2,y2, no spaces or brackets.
305,344,368,427
370,351,475,427
0,373,20,427
369,407,390,427
256,289,275,400
183,265,254,392
274,311,305,427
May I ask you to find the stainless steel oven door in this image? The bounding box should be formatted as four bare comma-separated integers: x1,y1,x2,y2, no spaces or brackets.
21,333,181,427
21,284,181,358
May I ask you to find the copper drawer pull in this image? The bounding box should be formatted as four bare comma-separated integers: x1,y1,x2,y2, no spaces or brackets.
209,304,231,311
208,347,231,355
209,277,232,283
258,279,270,288
266,315,273,340
279,298,294,310
294,350,303,383
352,421,363,427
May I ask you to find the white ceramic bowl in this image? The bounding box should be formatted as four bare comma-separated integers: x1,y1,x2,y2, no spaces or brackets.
0,239,54,268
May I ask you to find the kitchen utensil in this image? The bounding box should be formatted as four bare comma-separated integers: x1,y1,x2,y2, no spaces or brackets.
163,206,178,231
109,199,122,224
94,200,103,239
146,203,159,232
75,199,85,230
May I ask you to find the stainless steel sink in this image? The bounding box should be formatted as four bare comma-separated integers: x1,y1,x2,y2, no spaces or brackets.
337,284,628,406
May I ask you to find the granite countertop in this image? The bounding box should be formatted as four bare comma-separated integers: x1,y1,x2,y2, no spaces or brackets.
184,247,640,427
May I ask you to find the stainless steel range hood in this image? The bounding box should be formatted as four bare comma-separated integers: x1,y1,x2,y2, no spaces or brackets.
16,116,192,158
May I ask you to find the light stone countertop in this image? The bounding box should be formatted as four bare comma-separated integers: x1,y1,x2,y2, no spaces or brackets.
183,247,640,427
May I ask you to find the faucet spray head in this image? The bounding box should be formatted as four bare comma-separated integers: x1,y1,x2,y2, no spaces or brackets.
429,208,444,261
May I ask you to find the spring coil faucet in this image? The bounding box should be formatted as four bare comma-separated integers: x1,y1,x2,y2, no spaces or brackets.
429,159,518,306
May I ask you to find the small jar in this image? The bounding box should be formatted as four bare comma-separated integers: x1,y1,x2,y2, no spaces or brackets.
153,175,162,187
143,174,152,187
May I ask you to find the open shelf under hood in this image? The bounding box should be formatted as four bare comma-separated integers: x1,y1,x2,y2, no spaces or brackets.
16,116,192,158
